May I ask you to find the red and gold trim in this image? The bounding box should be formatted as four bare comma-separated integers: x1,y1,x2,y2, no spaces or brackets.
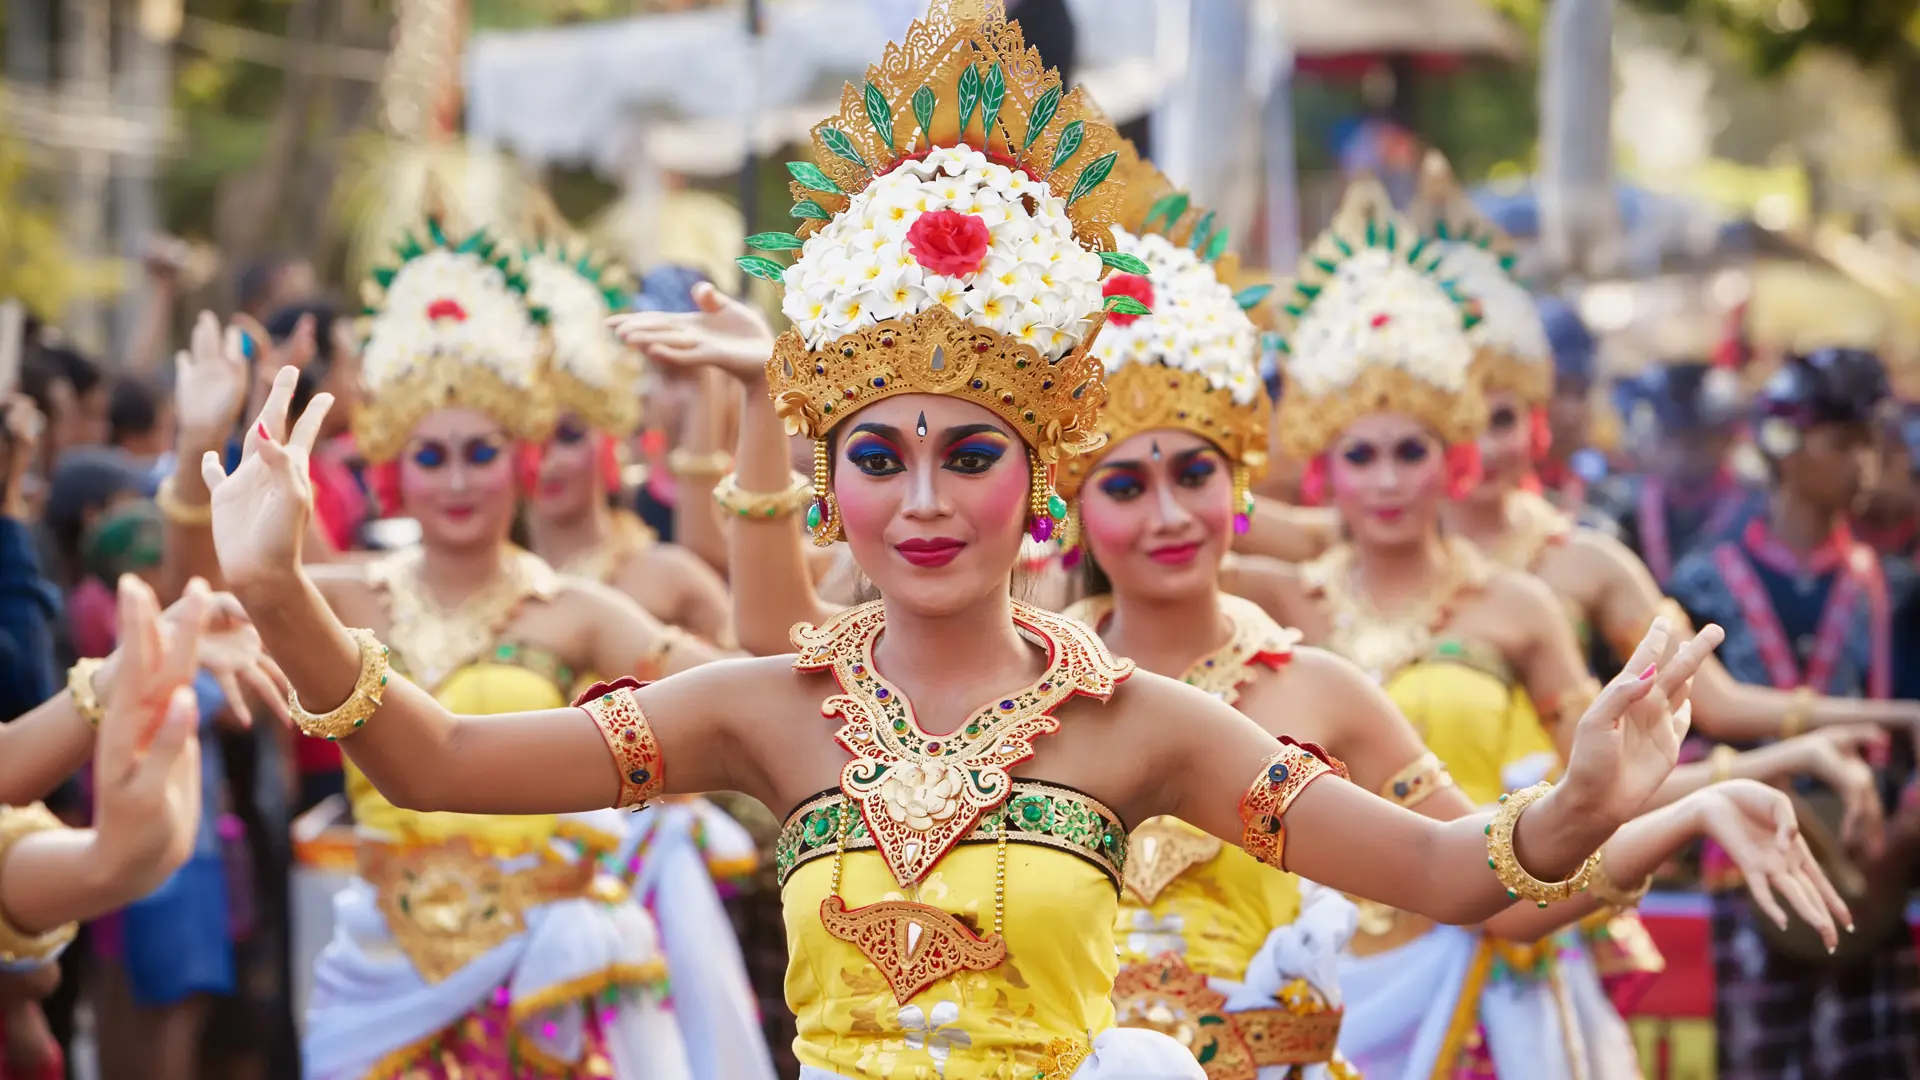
1238,739,1342,871
574,678,665,810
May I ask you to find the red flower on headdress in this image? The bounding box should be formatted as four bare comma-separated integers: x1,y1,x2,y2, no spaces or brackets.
907,210,992,277
1102,273,1155,327
426,298,468,322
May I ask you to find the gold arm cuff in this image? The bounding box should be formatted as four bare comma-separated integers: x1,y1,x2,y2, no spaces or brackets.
712,471,814,521
0,803,81,965
1486,782,1600,907
1240,743,1339,871
667,449,734,482
579,686,665,810
1709,743,1738,785
1588,849,1653,910
154,476,214,526
1780,685,1814,739
288,628,390,742
67,658,106,729
1379,751,1456,809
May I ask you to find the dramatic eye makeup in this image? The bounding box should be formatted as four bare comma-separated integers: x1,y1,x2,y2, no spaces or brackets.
410,441,449,469
553,418,591,445
1488,405,1519,431
464,437,504,466
1095,467,1144,501
943,424,1010,474
1340,437,1431,467
1177,454,1218,486
844,426,905,476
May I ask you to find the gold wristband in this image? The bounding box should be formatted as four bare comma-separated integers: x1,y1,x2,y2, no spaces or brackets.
68,658,107,729
667,449,734,482
1780,686,1813,739
0,803,81,965
1588,849,1653,910
154,476,213,526
1485,782,1600,908
1380,751,1456,809
712,471,814,520
288,629,390,742
1709,743,1738,785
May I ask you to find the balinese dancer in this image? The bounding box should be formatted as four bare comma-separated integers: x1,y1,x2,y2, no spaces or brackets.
516,195,778,1080
1051,155,1844,1080
196,5,1842,1079
1667,347,1920,1079
257,204,732,1080
518,200,733,647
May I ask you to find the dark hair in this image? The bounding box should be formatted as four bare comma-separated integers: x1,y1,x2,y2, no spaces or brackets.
107,376,166,446
42,345,103,398
19,355,67,420
43,447,147,583
265,300,343,419
237,257,292,314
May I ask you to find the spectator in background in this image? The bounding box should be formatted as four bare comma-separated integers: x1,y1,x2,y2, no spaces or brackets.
264,302,366,555
35,346,107,453
106,377,174,481
0,394,59,732
41,448,147,594
233,257,315,325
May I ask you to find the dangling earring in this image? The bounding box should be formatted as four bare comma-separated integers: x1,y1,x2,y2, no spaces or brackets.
1028,456,1067,543
1231,463,1255,535
806,439,843,545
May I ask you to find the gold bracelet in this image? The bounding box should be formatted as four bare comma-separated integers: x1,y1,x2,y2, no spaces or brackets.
1709,743,1738,784
0,803,81,965
1380,751,1456,809
667,448,734,482
712,471,814,520
67,658,107,729
288,629,390,742
1780,686,1813,739
154,476,214,526
1588,849,1653,910
578,685,666,810
1239,742,1340,871
1485,782,1601,908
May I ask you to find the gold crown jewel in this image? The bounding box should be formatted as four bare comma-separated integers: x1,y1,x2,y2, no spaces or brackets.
1271,177,1484,461
1408,152,1553,407
1063,140,1272,535
354,187,558,464
521,189,644,437
733,0,1143,544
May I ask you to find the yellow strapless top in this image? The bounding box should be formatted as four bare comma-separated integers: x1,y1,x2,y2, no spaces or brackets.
778,784,1127,1080
1114,817,1299,982
1380,643,1554,805
347,661,568,849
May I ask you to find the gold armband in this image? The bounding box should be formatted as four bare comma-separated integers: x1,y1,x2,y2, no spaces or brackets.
1239,741,1339,871
578,684,666,809
1588,849,1653,911
1380,752,1456,809
154,476,214,526
668,449,734,482
289,629,390,742
1485,782,1600,908
1548,677,1603,732
1780,686,1813,739
712,471,814,520
1709,743,1738,785
68,658,106,729
0,803,81,965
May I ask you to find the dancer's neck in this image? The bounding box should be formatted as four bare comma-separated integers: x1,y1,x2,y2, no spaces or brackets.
1102,580,1228,681
1444,483,1514,549
527,498,614,572
875,583,1035,734
414,539,516,608
1348,529,1454,613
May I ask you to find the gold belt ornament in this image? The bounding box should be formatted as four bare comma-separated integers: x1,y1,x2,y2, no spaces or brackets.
1112,954,1342,1079
360,837,596,983
1348,899,1434,957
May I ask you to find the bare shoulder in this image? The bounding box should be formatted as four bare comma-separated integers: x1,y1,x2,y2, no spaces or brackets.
554,575,658,625
1240,645,1378,744
624,542,723,592
1566,526,1645,582
1223,554,1311,623
306,562,378,611
1482,565,1563,623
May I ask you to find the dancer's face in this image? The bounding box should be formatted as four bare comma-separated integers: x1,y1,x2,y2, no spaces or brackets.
530,412,601,520
1328,412,1446,549
1473,389,1530,500
832,394,1029,617
399,407,518,551
1078,428,1233,603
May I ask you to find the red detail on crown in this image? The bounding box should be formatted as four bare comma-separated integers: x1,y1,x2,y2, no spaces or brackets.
426,298,469,322
1102,273,1155,327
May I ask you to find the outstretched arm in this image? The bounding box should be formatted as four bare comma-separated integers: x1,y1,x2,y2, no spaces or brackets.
1236,496,1340,563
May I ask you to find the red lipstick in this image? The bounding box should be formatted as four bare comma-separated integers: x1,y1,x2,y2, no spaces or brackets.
895,537,966,568
1147,542,1202,566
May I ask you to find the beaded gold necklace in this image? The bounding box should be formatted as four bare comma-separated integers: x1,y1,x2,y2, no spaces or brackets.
369,547,561,692
1301,537,1488,684
791,598,1133,1002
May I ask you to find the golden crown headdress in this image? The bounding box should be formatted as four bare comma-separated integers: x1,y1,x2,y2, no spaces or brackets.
1407,152,1552,407
1272,178,1482,460
520,188,644,437
354,186,556,464
1059,140,1272,536
733,0,1143,543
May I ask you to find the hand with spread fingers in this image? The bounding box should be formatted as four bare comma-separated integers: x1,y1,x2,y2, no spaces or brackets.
1559,617,1725,827
164,581,292,728
1690,779,1852,950
173,312,252,452
199,366,334,597
607,282,777,384
1785,729,1887,858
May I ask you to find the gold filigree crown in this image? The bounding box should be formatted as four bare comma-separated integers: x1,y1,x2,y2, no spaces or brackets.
521,189,645,437
737,0,1137,463
353,192,556,464
1064,140,1272,499
1408,152,1552,406
1272,178,1483,460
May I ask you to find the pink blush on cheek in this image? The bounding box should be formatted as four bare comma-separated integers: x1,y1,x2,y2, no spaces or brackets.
832,474,896,540
1077,501,1137,564
957,461,1032,538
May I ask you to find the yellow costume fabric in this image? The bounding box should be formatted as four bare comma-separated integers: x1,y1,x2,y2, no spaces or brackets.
1115,819,1301,982
1380,645,1554,807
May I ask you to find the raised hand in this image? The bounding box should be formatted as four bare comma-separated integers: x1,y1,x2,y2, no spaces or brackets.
1784,730,1886,856
1690,780,1850,950
91,576,206,889
1559,618,1725,826
198,366,334,598
607,282,776,384
173,311,251,451
159,581,292,727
